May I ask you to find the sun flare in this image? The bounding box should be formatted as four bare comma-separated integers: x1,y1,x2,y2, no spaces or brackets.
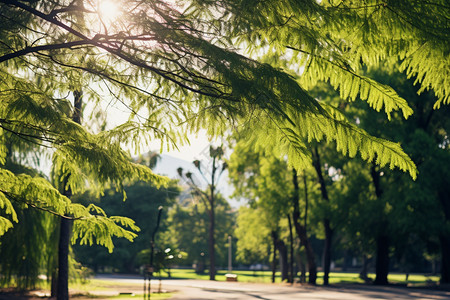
97,0,121,28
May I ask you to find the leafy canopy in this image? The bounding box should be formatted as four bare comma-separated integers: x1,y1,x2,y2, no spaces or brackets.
2,0,448,240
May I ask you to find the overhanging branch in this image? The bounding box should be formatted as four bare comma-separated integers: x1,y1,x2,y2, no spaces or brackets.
0,40,93,63
0,0,235,100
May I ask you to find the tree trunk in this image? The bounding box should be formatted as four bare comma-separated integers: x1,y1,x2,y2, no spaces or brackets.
271,235,277,283
295,221,317,284
272,231,289,282
359,255,371,283
322,219,333,285
56,216,72,300
50,269,57,298
208,206,215,280
208,156,218,281
288,214,294,283
303,172,308,230
311,146,332,285
278,244,288,282
438,188,450,283
374,234,389,285
291,169,317,284
298,253,306,283
56,91,82,300
370,163,390,286
440,234,450,284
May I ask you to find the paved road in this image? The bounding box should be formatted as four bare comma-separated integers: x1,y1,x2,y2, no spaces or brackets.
96,274,450,300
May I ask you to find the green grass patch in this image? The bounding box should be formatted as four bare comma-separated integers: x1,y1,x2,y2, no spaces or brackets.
315,272,365,285
157,269,440,285
158,269,281,283
71,279,172,299
385,273,439,284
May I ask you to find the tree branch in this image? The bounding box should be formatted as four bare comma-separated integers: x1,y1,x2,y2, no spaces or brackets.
0,0,236,100
1,189,80,220
0,40,92,63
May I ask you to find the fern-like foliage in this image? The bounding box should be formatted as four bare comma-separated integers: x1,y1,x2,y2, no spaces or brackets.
71,204,140,253
299,56,413,120
51,128,168,197
0,167,141,250
238,98,417,179
0,168,69,216
3,0,445,244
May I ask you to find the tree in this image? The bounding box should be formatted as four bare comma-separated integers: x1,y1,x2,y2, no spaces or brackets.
228,140,316,283
234,206,272,266
176,146,228,280
73,178,179,273
1,0,428,236
1,1,422,220
55,90,82,300
290,168,319,284
2,0,447,292
167,191,235,273
357,67,450,284
0,158,58,289
325,65,450,284
310,145,333,285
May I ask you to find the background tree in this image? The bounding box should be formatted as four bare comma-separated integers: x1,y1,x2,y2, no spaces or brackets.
323,66,450,284
234,206,272,266
306,83,355,285
167,192,235,273
357,67,450,284
73,178,179,273
290,167,318,284
228,140,316,283
0,158,58,289
167,203,208,274
177,146,228,280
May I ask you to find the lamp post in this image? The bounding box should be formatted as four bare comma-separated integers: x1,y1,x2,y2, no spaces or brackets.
144,206,163,300
225,235,238,281
228,235,232,273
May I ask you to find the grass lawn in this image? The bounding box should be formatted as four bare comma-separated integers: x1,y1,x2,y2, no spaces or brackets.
66,270,437,300
154,268,440,285
0,279,173,300
69,279,173,299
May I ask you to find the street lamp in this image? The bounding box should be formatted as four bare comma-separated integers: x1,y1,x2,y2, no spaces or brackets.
225,235,237,281
144,206,163,300
228,235,232,273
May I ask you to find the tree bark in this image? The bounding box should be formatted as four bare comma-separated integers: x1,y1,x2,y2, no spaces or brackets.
374,234,390,285
279,243,288,282
208,156,217,281
56,216,72,300
287,214,294,283
438,188,450,283
291,169,317,284
208,205,215,280
370,163,390,285
439,234,450,284
311,146,332,285
298,253,306,283
359,255,371,283
322,219,333,285
272,231,289,282
271,235,277,283
56,90,82,300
